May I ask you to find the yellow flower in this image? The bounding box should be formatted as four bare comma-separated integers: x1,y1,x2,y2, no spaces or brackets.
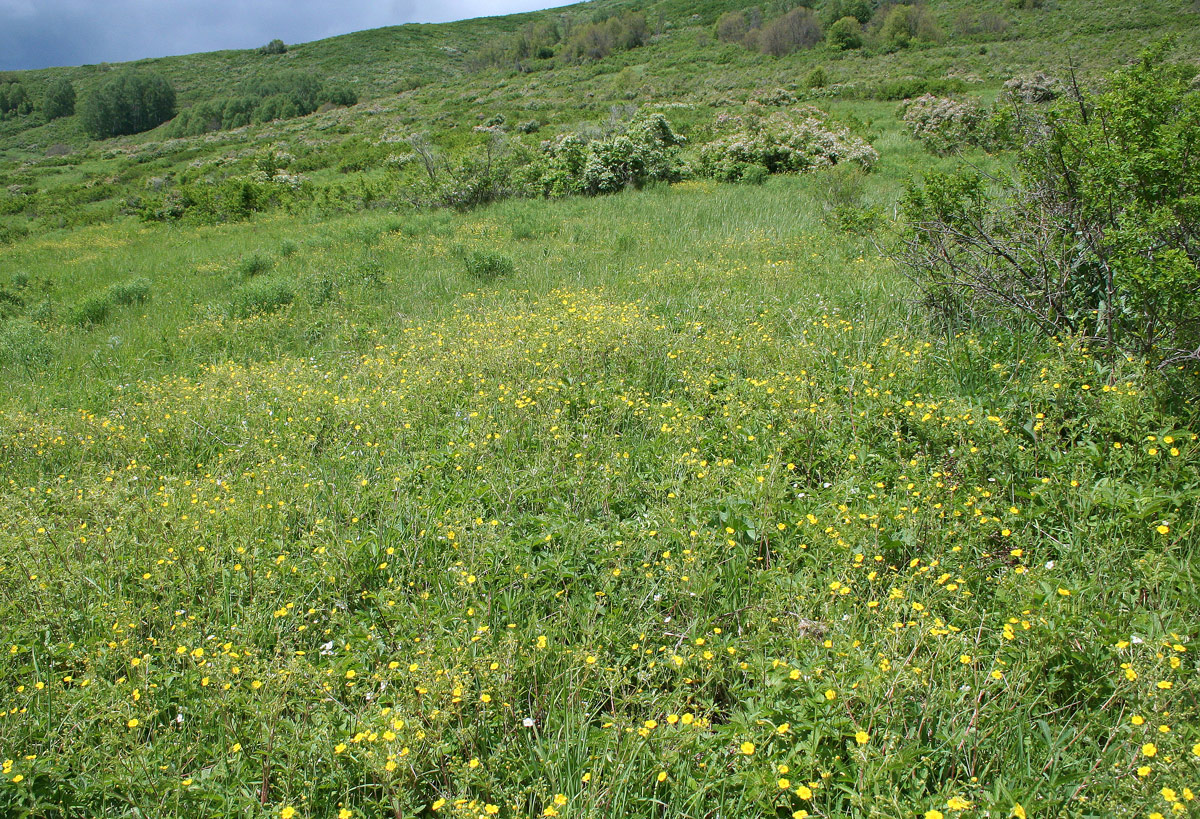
778,778,790,789
280,808,297,819
926,810,945,819
946,796,971,810
1142,742,1157,757
823,689,836,700
127,718,139,728
796,785,813,799
740,741,755,755
855,731,870,745
658,771,668,782
339,810,353,819
1011,805,1026,819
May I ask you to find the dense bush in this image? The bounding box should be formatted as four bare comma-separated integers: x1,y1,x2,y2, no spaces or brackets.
899,94,984,155
896,44,1200,370
523,112,685,196
827,16,864,50
81,71,176,138
561,11,648,63
259,39,287,55
821,0,874,25
1000,71,1062,103
41,78,76,120
872,3,942,49
757,7,824,56
697,108,878,182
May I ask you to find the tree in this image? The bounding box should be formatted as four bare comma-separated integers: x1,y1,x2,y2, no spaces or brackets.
894,43,1200,369
0,79,33,120
828,16,864,50
80,71,176,138
259,39,287,55
758,7,823,56
43,77,76,120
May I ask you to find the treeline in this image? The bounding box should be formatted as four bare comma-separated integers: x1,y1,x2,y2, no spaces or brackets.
716,0,948,56
3,59,353,141
166,74,357,137
0,76,74,121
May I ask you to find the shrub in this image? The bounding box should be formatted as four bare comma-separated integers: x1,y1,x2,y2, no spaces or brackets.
526,112,686,197
106,277,151,305
827,16,864,50
70,293,113,327
259,39,287,55
697,108,878,182
229,276,295,318
899,94,984,155
894,44,1200,370
234,252,274,278
1001,71,1062,103
715,10,750,43
874,3,942,49
822,0,874,25
561,11,648,63
805,68,828,89
757,8,823,56
462,250,515,282
42,78,76,120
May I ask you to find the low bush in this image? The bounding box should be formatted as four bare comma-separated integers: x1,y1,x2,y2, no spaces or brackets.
228,276,295,318
462,250,515,282
899,95,984,155
234,253,273,278
70,293,113,327
106,277,151,306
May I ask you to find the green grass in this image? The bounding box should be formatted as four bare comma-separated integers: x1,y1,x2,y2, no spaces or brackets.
1,1,1199,817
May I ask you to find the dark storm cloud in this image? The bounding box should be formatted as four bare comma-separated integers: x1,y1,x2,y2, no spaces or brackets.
0,0,569,71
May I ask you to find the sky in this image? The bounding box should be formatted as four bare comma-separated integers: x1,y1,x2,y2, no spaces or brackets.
0,0,573,71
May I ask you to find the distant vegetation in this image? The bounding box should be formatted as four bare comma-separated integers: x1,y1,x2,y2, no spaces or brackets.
1,2,1199,818
166,74,357,136
80,70,176,138
0,77,33,120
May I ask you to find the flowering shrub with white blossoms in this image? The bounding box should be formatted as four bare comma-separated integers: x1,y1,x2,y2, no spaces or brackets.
899,94,984,156
696,107,878,182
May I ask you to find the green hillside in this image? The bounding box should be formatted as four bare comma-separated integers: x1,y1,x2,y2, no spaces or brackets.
1,2,1199,818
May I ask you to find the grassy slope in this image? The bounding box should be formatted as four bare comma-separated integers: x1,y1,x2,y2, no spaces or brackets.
1,2,1199,818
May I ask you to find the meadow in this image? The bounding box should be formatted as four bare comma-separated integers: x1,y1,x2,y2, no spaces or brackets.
2,1,1199,817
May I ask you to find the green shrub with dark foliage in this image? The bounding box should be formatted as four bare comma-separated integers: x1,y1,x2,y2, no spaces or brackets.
897,43,1200,368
